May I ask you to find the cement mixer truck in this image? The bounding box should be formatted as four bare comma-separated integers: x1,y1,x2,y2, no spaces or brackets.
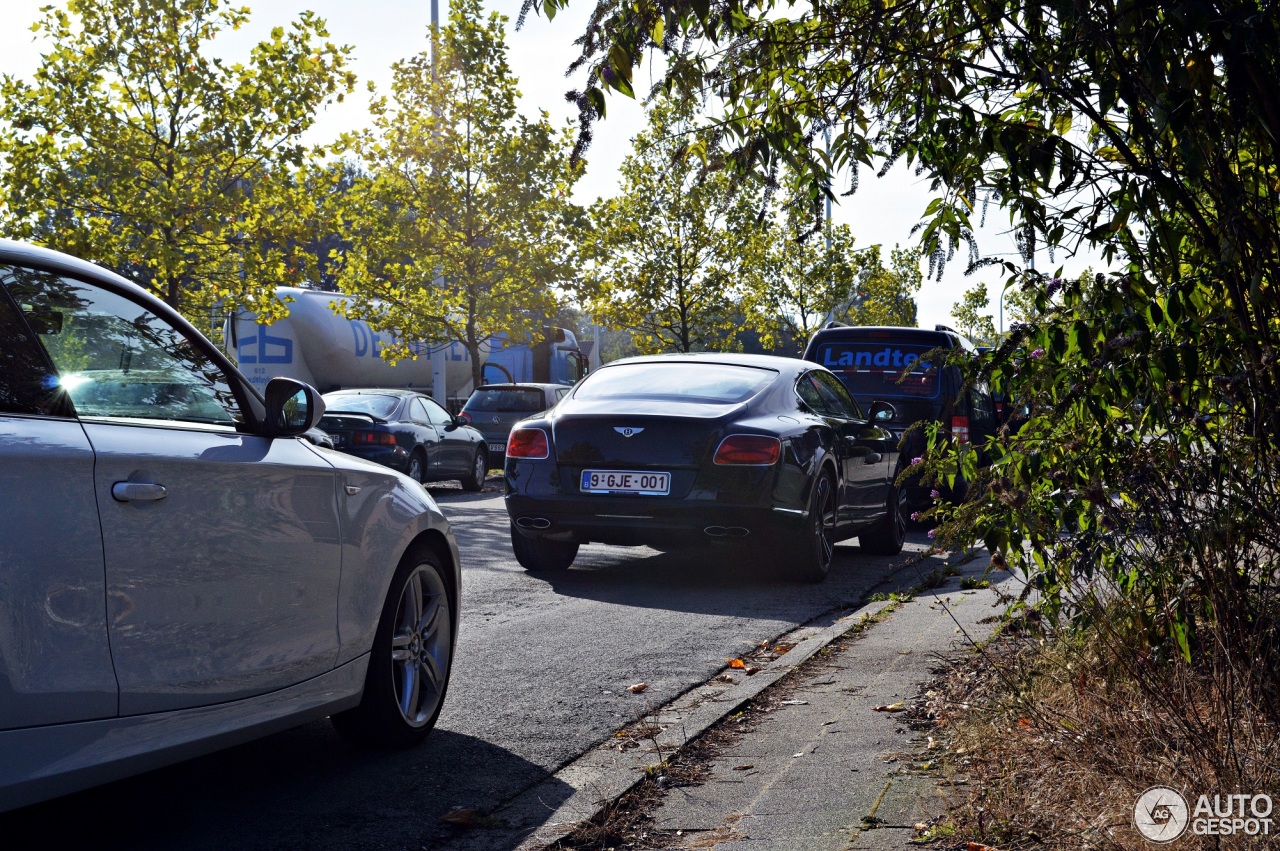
224,287,588,409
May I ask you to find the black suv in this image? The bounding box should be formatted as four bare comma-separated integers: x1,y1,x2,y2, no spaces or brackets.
802,324,996,504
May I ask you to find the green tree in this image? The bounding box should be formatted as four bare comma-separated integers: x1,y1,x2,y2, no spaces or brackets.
333,0,582,391
0,0,355,323
544,0,1280,766
582,95,760,354
950,283,997,346
742,196,876,352
841,246,920,328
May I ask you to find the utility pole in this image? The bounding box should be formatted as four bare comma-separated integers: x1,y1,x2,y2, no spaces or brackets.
429,0,449,406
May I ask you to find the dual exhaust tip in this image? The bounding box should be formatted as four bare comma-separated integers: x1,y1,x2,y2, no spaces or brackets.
516,516,552,530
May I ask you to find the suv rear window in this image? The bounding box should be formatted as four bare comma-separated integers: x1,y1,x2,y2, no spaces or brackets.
465,388,546,413
812,341,942,399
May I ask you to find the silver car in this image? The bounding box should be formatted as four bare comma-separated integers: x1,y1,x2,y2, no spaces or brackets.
0,240,460,812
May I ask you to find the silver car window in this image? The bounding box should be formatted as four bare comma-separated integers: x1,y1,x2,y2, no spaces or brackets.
0,282,64,416
1,266,241,427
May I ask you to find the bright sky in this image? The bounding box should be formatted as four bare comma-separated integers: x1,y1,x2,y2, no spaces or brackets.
0,0,1095,330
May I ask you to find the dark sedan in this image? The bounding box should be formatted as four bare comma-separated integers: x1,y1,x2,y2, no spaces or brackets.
320,389,489,491
504,353,907,582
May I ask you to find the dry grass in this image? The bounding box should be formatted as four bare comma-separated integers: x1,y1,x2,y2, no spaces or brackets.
924,609,1280,850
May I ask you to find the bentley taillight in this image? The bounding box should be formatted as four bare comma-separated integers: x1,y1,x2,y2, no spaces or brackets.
713,435,781,465
506,427,550,459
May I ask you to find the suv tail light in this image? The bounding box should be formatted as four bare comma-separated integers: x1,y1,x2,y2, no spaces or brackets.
714,435,781,465
951,415,970,444
506,427,549,459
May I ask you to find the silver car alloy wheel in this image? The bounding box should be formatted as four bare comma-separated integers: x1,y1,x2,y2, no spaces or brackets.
391,563,452,728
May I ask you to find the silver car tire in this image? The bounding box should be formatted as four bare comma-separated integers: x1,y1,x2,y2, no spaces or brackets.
332,552,453,748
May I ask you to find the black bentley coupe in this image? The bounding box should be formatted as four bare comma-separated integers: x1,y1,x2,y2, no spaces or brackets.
503,353,907,582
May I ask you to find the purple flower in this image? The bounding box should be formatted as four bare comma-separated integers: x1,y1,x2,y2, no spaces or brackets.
911,512,921,522
930,489,940,499
1030,348,1045,359
911,456,924,466
927,528,936,539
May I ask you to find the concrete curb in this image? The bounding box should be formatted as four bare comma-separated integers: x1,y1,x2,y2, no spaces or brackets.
509,596,900,850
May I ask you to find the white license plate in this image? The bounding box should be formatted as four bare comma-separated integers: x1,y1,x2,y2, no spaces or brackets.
489,442,506,453
581,469,671,495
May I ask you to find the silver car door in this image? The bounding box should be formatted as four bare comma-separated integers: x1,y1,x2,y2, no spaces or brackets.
18,270,343,716
0,271,117,729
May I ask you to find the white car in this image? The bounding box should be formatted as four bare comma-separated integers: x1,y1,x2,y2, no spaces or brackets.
0,239,460,812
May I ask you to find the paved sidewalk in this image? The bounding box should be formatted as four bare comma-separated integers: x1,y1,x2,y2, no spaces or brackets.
648,558,1007,849
446,550,1012,850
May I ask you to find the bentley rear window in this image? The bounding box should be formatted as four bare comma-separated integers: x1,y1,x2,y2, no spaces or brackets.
576,362,775,404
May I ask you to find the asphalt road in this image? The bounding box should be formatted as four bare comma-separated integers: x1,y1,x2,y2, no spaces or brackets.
2,481,933,850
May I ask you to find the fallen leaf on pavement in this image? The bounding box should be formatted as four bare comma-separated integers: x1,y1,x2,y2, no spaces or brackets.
780,699,808,706
745,665,760,675
728,658,746,669
873,702,906,712
732,764,754,771
628,682,649,694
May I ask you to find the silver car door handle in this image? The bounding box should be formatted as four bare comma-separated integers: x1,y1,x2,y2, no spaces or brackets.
112,482,168,502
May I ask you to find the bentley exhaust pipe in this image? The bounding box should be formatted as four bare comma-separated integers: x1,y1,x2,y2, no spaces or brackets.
704,526,749,538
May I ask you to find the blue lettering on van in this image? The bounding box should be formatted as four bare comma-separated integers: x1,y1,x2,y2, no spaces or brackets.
238,326,292,365
821,347,920,368
351,322,383,358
